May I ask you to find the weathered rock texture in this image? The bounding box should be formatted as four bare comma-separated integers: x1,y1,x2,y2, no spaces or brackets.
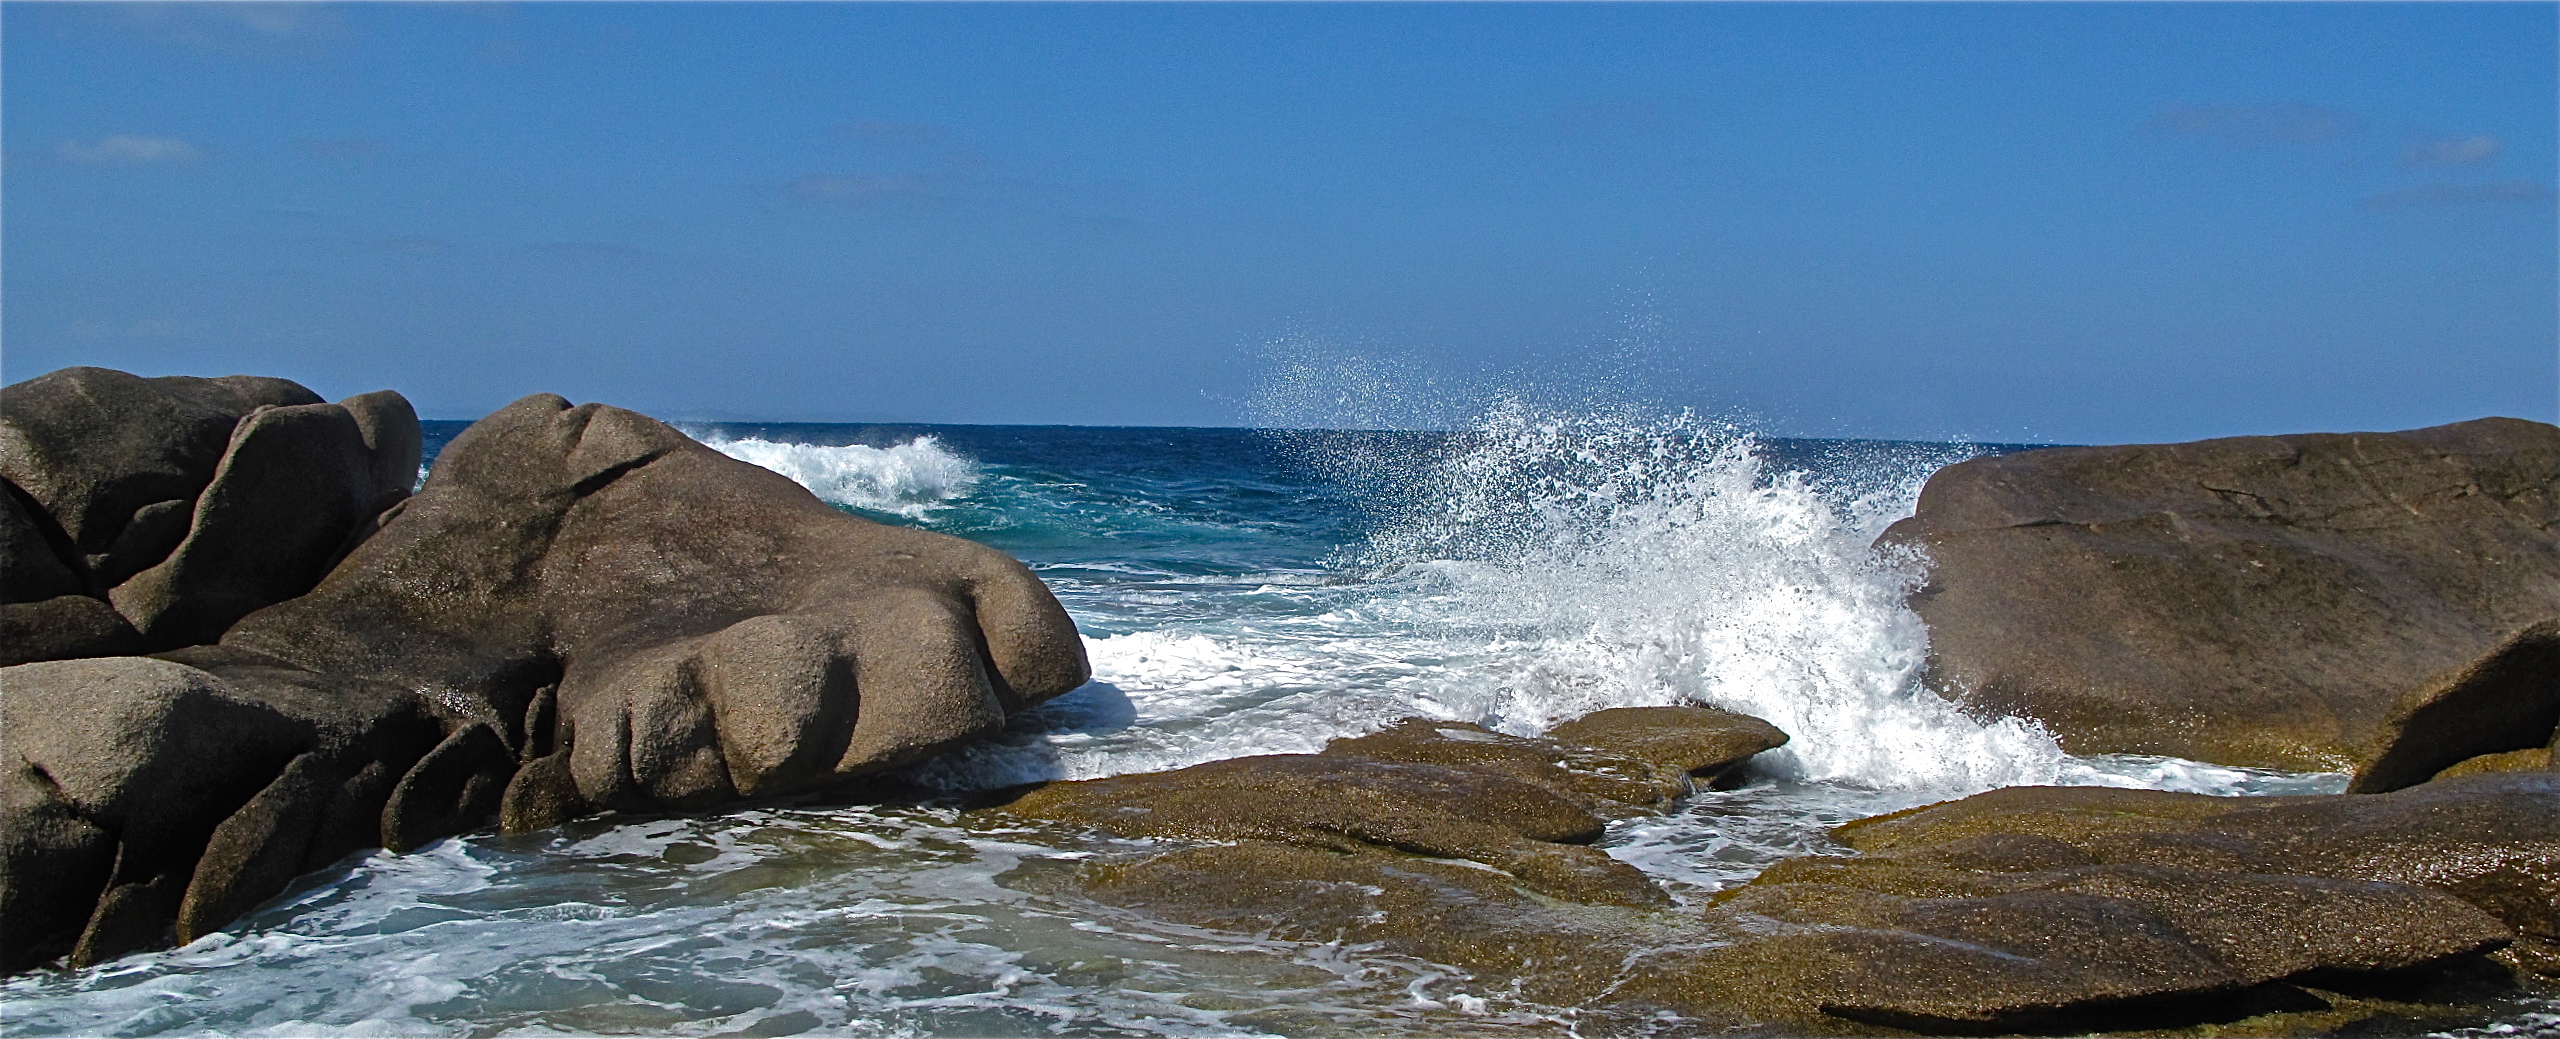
1879,417,2560,784
0,381,1088,972
1823,773,2560,957
0,367,421,662
1001,710,1791,1018
1004,719,2554,1036
1545,704,1788,790
1676,773,2559,1032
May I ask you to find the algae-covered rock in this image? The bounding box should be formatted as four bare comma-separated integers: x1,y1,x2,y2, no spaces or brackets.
1320,717,1692,815
1649,888,2254,1033
2433,744,2556,783
1014,737,2551,1036
1008,709,1801,914
1008,752,1666,907
1544,704,1790,789
994,711,1808,1020
1669,775,2554,1033
1832,773,2560,945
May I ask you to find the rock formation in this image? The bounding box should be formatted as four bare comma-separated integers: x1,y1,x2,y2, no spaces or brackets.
1008,710,1781,911
1008,738,2557,1036
0,367,416,664
10,370,2554,1037
1879,417,2560,786
0,373,1089,972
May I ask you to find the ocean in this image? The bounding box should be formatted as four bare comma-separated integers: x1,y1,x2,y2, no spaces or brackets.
13,400,2500,1038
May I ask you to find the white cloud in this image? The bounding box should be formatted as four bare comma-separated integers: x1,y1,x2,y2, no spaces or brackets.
2401,135,2502,169
54,134,201,164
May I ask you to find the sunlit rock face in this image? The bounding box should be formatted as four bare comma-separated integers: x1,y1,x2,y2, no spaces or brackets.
1879,417,2560,784
0,371,1087,972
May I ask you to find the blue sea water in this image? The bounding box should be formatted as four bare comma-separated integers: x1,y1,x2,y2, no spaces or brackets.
16,403,2534,1038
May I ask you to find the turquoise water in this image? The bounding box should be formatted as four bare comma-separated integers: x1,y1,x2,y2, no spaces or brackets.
5,404,2401,1037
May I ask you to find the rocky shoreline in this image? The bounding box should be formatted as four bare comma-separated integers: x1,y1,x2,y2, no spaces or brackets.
979,715,2555,1036
3,366,2554,1036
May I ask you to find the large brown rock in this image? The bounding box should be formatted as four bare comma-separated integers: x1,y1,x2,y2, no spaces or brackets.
0,595,142,668
109,402,382,649
224,394,1089,814
1544,705,1789,789
0,391,1088,971
0,368,425,661
1831,773,2560,948
0,656,444,971
0,368,320,560
1881,417,2560,780
1004,722,2548,1036
0,478,82,605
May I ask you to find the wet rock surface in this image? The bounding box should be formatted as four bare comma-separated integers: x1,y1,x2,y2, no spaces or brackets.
1008,723,1675,908
0,372,1089,972
1001,727,2556,1035
997,713,1778,1021
1543,704,1790,789
1831,772,2560,956
1879,417,2560,781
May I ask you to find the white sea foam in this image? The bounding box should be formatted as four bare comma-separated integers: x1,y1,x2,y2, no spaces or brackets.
700,435,980,519
909,400,2074,802
1300,398,2071,796
0,806,1559,1037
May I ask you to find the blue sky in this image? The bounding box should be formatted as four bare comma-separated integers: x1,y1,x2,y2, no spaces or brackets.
4,2,2552,442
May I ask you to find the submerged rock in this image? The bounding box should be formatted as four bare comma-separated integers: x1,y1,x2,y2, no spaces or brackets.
0,381,1088,972
1880,417,2560,782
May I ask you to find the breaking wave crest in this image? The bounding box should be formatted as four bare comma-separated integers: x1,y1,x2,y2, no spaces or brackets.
701,435,980,520
1335,398,2072,794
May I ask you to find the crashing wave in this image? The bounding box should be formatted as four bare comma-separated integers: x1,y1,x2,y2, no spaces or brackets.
699,434,980,520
